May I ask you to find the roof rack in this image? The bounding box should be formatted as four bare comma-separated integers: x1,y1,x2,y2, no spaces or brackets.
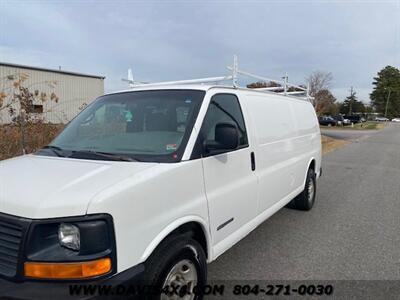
122,55,313,102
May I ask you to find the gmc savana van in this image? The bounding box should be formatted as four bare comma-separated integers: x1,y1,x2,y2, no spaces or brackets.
0,85,321,299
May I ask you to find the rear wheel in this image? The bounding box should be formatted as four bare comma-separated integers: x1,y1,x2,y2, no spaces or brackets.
287,168,316,211
143,235,207,300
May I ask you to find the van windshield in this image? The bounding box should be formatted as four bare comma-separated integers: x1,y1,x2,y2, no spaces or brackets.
38,90,205,163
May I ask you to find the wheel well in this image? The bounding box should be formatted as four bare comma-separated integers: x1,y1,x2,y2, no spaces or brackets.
309,159,315,171
165,222,208,259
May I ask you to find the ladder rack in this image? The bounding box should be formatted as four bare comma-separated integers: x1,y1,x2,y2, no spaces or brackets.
122,55,313,102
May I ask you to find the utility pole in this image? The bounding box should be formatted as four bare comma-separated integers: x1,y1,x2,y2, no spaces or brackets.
283,73,288,96
384,88,391,118
349,86,353,115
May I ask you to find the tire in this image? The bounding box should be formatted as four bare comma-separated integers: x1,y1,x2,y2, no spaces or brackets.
143,235,207,300
287,168,316,211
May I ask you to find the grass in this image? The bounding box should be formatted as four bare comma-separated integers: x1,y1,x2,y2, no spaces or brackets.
321,135,349,154
321,121,387,130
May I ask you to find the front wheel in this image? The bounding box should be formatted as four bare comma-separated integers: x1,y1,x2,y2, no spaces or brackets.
287,168,316,211
143,235,207,300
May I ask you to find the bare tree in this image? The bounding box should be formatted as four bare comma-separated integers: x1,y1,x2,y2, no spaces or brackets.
306,71,333,108
0,74,58,154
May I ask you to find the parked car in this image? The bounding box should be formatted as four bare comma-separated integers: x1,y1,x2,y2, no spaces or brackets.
0,86,322,299
332,115,343,126
391,118,400,122
319,116,337,126
344,115,362,124
375,116,389,122
333,115,351,126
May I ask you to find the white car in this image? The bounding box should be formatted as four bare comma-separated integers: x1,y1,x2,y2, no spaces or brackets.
375,116,389,122
0,85,321,299
392,118,400,122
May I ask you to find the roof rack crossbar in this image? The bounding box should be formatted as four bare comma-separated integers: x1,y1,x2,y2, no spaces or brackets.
253,87,284,91
227,66,284,85
129,75,233,88
278,91,307,96
123,55,312,102
227,66,307,93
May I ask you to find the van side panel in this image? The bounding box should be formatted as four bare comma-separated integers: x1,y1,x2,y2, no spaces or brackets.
290,100,322,187
242,93,321,215
244,94,299,212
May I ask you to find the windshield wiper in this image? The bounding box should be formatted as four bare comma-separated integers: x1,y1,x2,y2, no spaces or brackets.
42,145,66,157
70,150,140,162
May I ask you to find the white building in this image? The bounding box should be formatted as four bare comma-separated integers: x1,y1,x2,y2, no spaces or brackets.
0,62,105,124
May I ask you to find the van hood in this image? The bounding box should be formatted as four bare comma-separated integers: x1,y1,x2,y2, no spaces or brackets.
0,155,156,219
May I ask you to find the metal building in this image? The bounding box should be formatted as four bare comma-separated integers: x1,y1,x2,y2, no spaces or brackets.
0,62,105,124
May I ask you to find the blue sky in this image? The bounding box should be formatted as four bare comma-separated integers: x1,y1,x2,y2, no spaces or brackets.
1,0,399,102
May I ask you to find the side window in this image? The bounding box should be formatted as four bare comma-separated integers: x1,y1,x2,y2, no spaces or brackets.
199,93,248,153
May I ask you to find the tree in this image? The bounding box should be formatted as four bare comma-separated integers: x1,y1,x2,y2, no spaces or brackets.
0,73,58,154
0,74,59,121
340,87,365,115
364,104,374,114
306,71,333,107
370,66,400,118
314,89,337,115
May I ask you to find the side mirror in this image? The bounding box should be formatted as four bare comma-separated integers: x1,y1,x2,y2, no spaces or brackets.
204,122,239,155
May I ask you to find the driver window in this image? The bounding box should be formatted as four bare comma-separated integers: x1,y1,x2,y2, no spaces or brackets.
199,94,248,152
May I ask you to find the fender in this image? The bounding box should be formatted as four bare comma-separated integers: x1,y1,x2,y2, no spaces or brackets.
140,215,212,263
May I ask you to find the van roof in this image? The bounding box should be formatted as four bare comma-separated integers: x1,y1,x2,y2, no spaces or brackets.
106,84,310,103
107,84,213,94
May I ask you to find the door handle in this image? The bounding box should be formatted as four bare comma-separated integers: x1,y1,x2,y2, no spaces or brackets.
250,152,256,171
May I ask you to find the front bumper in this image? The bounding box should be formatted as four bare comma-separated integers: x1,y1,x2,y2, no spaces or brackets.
0,264,145,300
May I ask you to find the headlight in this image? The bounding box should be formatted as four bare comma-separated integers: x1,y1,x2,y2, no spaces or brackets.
58,223,80,251
24,214,116,280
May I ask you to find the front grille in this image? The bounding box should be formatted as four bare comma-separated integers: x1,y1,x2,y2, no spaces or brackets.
0,216,24,278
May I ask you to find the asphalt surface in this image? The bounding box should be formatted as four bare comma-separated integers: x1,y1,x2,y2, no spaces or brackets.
208,123,400,283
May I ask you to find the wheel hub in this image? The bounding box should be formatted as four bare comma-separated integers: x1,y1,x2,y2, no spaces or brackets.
308,178,315,203
161,259,198,300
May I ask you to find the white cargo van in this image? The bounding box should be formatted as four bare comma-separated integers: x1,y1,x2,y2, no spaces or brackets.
0,84,321,299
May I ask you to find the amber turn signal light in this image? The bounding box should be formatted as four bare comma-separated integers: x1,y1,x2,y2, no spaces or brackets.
24,258,112,279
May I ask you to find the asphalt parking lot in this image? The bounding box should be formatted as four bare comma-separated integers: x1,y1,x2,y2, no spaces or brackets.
208,123,400,297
